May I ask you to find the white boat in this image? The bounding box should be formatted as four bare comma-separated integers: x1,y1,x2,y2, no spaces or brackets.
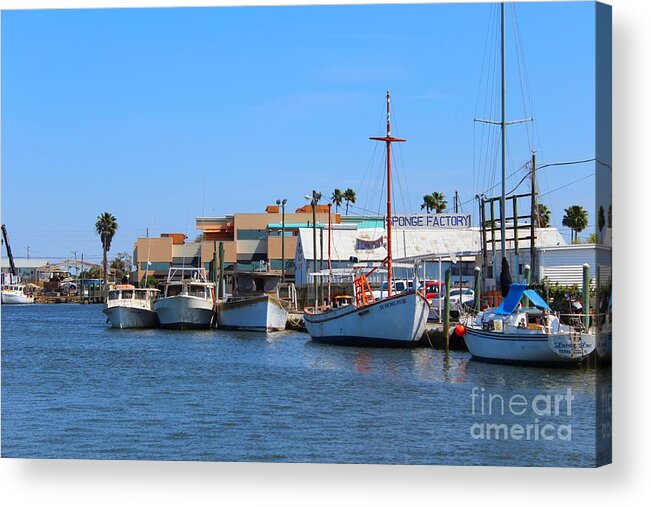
463,284,595,365
103,284,160,329
219,294,288,332
1,283,34,304
303,90,430,348
154,268,217,329
304,289,429,347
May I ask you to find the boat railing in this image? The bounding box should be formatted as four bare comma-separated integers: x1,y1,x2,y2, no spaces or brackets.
164,267,210,284
106,297,154,309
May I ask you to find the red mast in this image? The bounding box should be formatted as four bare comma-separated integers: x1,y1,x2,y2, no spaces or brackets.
370,90,405,298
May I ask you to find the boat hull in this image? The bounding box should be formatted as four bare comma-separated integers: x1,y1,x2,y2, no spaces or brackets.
154,295,216,330
103,306,159,329
304,291,429,347
1,292,34,304
464,327,596,365
596,330,612,362
218,295,288,331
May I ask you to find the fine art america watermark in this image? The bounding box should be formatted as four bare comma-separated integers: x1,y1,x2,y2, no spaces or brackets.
469,387,574,441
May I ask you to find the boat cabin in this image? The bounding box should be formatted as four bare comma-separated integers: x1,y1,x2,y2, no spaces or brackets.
164,282,214,300
1,284,28,294
107,285,159,302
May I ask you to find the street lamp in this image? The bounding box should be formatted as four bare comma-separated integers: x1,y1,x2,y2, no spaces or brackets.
276,198,287,283
305,190,321,307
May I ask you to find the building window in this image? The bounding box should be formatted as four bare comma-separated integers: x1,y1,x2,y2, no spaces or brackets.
140,262,171,271
237,229,268,240
270,259,296,270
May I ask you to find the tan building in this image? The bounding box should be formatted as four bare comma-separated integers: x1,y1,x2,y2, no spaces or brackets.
132,205,339,284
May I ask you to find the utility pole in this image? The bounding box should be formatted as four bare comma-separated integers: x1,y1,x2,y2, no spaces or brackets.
276,198,287,283
454,191,459,213
26,245,30,260
306,190,321,307
72,250,78,297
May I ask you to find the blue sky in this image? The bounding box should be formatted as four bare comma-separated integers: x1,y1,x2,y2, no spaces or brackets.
1,2,599,262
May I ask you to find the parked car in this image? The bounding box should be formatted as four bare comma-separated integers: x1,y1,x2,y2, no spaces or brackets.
448,288,475,307
372,279,415,301
422,280,446,300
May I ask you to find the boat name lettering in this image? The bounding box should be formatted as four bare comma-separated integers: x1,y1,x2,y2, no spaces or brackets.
379,298,407,310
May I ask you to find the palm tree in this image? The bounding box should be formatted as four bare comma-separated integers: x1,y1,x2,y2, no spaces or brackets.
343,188,356,215
421,192,447,214
535,203,551,228
420,194,435,213
331,188,344,213
430,192,447,213
95,212,118,287
562,205,588,243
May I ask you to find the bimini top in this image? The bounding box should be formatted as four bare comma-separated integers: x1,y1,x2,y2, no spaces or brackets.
493,283,551,315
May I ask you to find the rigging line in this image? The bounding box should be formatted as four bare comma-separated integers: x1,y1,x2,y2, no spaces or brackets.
479,8,499,196
386,105,407,214
505,167,532,196
483,16,500,195
458,158,531,208
537,173,595,198
537,158,601,170
511,4,533,152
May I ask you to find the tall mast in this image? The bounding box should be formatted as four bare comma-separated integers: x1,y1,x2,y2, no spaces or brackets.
370,90,405,298
500,1,507,268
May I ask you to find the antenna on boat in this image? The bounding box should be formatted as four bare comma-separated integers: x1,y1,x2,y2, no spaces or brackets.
370,90,405,298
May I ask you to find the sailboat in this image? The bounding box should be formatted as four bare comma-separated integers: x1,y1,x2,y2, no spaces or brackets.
303,91,430,347
464,283,595,365
462,3,595,365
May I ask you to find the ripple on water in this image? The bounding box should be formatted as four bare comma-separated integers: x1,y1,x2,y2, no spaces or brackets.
1,304,605,466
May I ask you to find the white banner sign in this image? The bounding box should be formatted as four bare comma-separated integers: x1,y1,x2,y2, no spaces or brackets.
386,214,472,229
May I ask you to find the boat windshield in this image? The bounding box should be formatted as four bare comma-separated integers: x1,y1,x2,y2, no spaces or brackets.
121,290,134,299
108,290,120,300
166,284,182,297
189,284,206,298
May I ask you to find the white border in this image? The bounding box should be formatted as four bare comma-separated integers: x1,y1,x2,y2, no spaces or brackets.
1,0,649,505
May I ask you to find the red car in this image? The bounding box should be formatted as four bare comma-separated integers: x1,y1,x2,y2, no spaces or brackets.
423,280,445,300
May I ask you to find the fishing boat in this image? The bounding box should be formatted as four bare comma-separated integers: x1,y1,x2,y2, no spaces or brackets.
303,91,429,347
463,283,595,365
219,294,288,332
1,283,34,304
154,267,217,329
103,284,160,329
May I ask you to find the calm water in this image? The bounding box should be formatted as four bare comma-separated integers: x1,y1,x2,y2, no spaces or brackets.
2,304,608,466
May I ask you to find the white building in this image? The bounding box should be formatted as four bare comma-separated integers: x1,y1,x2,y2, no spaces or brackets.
294,224,586,289
537,243,612,286
1,258,49,282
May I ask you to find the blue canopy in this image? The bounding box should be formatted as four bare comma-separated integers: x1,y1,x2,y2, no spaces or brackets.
493,283,551,315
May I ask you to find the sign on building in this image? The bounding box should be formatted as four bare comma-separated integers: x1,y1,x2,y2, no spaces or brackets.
386,214,472,229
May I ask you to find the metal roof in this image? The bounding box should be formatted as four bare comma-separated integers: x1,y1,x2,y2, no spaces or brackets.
1,258,50,269
297,227,566,262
